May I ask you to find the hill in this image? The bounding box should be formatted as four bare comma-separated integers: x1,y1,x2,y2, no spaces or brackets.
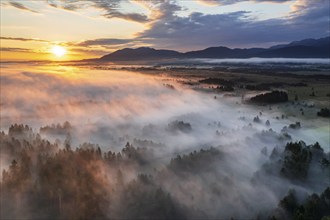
96,36,330,61
100,47,181,61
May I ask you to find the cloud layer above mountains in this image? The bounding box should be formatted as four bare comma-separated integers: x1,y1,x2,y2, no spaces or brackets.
3,0,329,51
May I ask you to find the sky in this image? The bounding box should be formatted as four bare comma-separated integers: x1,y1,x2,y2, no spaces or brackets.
0,0,329,61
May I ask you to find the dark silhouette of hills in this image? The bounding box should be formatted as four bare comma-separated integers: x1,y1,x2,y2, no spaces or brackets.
184,47,266,58
270,37,330,49
97,36,330,61
100,47,181,61
258,45,329,58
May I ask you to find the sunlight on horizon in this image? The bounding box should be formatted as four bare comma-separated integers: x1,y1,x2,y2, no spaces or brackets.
51,45,67,57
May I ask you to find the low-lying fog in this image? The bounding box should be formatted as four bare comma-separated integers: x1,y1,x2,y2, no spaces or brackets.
191,58,330,65
1,63,329,219
1,63,328,149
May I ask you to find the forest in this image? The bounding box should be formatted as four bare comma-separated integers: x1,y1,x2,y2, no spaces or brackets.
1,124,329,220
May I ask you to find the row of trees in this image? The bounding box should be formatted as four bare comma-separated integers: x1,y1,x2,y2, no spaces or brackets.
273,187,330,220
1,125,185,220
250,91,289,104
1,124,329,219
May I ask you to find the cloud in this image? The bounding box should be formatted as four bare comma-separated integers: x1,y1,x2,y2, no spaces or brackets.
290,0,330,23
0,47,33,52
0,47,48,54
136,0,329,49
7,1,39,13
138,11,265,49
53,0,328,52
68,37,153,54
3,0,328,51
46,0,149,23
103,11,149,23
197,0,292,6
89,0,149,23
4,0,149,23
74,38,133,47
0,36,49,42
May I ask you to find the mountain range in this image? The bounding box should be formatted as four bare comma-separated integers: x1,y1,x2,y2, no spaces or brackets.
97,36,330,62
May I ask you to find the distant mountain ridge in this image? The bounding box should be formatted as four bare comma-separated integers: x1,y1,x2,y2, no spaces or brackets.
100,47,181,61
98,36,330,61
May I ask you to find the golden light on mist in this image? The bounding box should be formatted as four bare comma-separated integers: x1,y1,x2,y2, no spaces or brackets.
51,45,67,57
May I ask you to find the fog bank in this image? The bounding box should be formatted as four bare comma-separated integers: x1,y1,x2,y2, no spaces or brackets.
1,63,329,219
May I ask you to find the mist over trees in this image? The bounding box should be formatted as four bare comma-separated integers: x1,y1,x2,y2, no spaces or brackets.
1,124,329,220
1,64,329,220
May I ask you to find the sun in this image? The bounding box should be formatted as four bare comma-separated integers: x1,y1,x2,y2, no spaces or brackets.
51,45,67,57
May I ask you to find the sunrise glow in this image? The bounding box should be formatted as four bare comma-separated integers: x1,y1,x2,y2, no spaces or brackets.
51,45,67,57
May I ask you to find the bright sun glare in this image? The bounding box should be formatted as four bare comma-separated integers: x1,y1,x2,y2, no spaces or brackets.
51,45,67,57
